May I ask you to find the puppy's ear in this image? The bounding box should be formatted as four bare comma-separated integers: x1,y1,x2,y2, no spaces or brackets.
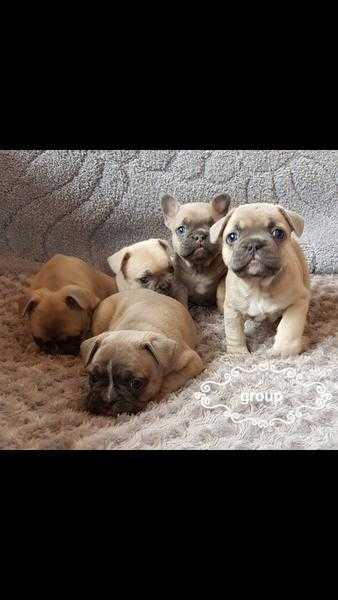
160,194,181,229
18,291,40,316
81,332,113,367
278,207,304,237
80,336,101,367
210,193,231,220
209,209,235,244
64,286,100,312
107,248,130,276
143,335,177,370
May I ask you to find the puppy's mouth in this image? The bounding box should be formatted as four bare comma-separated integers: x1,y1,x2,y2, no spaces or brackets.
183,243,211,261
193,244,208,258
232,255,281,278
85,389,144,417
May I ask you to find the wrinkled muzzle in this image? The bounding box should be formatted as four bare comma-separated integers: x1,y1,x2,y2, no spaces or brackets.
85,375,146,417
231,236,281,278
176,228,218,263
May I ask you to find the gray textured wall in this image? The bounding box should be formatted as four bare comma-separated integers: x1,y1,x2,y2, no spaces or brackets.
0,150,336,273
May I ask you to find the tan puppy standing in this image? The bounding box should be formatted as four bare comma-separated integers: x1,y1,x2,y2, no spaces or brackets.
161,193,231,310
107,238,187,306
19,254,117,355
80,288,203,416
209,203,310,358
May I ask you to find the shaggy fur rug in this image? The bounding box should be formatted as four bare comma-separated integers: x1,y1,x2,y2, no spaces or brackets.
1,255,337,450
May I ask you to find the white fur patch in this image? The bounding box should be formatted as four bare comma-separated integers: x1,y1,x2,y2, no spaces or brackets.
196,282,208,295
245,292,281,318
194,273,214,296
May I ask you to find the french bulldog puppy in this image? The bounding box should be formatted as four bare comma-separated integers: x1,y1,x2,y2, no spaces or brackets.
209,203,310,358
18,254,117,355
107,238,187,306
160,193,231,310
80,288,203,416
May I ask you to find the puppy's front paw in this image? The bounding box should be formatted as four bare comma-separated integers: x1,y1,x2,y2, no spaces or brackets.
227,345,250,355
270,338,303,358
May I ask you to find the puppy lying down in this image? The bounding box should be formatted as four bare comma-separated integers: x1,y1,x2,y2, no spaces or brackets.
18,254,117,355
81,288,203,416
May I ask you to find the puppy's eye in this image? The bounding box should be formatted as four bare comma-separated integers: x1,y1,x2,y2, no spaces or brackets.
272,228,285,241
169,266,174,274
226,232,238,244
89,372,100,384
89,372,109,385
176,225,186,236
130,378,145,392
140,275,151,285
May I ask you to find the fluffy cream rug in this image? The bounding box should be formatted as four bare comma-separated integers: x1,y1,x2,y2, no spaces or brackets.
1,255,337,450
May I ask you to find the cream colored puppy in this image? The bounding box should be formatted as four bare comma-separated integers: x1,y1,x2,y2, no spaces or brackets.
80,288,203,416
107,238,187,306
18,254,117,355
210,203,310,358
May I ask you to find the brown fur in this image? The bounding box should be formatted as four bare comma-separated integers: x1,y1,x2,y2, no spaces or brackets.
18,254,117,354
210,203,311,358
80,288,203,416
1,255,337,449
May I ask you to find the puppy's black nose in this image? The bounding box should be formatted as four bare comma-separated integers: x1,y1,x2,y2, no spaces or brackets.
192,230,208,243
243,238,266,253
158,281,171,293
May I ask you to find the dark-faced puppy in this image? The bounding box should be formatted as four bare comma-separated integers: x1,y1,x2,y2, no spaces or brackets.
107,238,187,306
18,254,117,355
160,193,231,310
82,330,170,416
229,225,282,278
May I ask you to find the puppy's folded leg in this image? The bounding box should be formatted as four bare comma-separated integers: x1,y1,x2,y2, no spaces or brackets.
216,278,225,314
158,348,204,399
270,294,310,358
224,302,249,354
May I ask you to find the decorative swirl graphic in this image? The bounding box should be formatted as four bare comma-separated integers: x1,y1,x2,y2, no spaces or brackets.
195,362,332,428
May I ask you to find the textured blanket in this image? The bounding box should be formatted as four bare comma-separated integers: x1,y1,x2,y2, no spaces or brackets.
0,256,337,450
0,150,337,450
0,150,337,273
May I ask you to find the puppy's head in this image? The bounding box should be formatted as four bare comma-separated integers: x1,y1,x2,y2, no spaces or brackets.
81,330,177,416
209,203,304,280
160,194,230,266
107,238,178,298
18,285,100,355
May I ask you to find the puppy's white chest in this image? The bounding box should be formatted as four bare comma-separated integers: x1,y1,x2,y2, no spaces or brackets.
194,274,212,295
245,293,280,318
